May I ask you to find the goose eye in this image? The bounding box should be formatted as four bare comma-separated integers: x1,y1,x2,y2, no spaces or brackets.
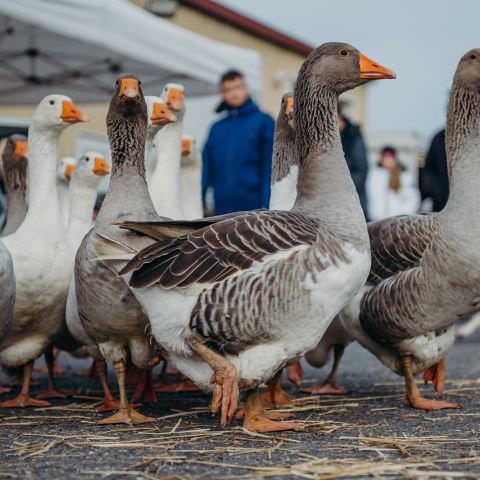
49,99,55,105
340,49,348,57
471,53,477,60
115,80,119,86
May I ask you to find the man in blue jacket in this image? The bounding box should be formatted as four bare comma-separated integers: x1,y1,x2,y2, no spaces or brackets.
202,70,275,215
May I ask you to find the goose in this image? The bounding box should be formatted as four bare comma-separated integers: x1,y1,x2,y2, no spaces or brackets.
339,49,480,410
116,43,395,432
0,94,86,408
180,135,203,220
269,93,352,396
148,83,185,218
57,156,77,226
1,135,28,236
145,95,177,178
74,76,181,424
36,152,112,400
67,97,174,414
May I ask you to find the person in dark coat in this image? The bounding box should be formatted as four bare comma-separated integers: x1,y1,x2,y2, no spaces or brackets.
338,113,369,219
202,70,274,215
419,129,449,212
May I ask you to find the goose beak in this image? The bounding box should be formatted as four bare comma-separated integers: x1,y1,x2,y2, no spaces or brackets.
151,102,177,125
182,137,191,156
64,163,75,179
167,87,184,112
14,140,28,157
60,100,87,123
285,96,294,118
93,157,110,176
119,78,140,100
359,53,396,79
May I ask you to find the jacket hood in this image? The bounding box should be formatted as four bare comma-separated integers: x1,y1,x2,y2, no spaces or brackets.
215,98,259,115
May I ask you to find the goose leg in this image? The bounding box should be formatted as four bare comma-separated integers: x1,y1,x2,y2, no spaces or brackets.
402,356,460,410
243,389,302,433
34,348,63,375
423,358,446,394
187,336,239,427
97,360,155,425
94,360,121,413
299,345,346,395
0,362,50,408
132,369,157,404
37,347,74,399
261,370,295,409
286,361,304,386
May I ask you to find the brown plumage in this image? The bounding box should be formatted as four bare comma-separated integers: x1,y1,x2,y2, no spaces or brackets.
1,135,28,236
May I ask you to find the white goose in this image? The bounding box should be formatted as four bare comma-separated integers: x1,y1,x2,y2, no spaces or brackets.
180,134,203,220
57,156,77,227
0,94,85,407
117,43,395,432
149,83,185,218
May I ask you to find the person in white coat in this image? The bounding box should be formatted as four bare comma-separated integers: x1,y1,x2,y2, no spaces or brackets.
367,146,420,221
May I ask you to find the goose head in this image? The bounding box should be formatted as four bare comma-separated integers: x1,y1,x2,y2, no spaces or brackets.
298,42,395,95
3,134,28,165
57,156,77,182
32,94,86,131
73,151,111,187
161,83,185,115
278,92,294,129
107,75,146,125
181,134,194,156
453,48,480,90
146,96,177,129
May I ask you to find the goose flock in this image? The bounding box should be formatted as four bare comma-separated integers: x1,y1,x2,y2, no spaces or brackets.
0,42,478,433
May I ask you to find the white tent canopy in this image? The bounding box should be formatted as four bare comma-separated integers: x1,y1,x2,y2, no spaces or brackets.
0,0,262,104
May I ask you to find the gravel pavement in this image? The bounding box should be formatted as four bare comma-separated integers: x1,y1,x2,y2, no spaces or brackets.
0,333,478,479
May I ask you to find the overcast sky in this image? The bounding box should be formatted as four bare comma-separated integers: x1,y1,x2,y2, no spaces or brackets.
219,0,479,143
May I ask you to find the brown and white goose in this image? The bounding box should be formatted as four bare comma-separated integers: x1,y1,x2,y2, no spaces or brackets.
117,43,395,432
75,76,180,424
269,93,352,396
341,49,480,410
1,135,28,236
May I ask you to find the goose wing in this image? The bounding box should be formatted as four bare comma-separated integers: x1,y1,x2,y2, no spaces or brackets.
119,209,320,290
368,214,438,285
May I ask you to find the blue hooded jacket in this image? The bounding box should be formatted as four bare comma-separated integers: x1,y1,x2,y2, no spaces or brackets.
202,98,275,215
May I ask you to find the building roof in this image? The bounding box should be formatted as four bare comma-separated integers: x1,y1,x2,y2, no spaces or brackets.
179,0,313,56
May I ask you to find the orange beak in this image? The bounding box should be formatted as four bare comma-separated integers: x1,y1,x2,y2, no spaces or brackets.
285,96,294,117
119,78,140,100
181,137,191,156
93,157,110,176
14,140,28,157
167,87,184,111
64,163,75,179
151,102,177,125
60,100,87,123
359,53,396,79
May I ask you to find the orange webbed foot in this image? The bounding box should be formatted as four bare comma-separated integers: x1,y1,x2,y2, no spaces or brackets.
286,362,303,386
0,394,51,408
210,364,239,427
97,407,156,425
408,395,461,410
299,383,346,395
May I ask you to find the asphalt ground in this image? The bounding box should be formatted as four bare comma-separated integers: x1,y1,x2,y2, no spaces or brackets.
0,333,479,480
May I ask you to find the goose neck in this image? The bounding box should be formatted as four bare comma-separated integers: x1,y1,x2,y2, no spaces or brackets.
25,125,63,222
292,88,366,233
444,82,480,214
